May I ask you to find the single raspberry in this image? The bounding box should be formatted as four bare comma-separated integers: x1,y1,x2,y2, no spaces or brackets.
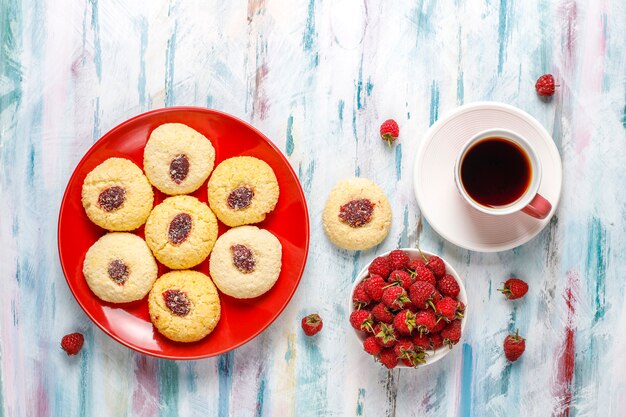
352,281,371,307
368,256,392,278
388,270,413,290
364,274,387,301
371,302,395,324
430,333,444,350
412,333,431,351
373,323,398,348
61,332,85,355
301,314,323,336
413,265,436,286
415,310,437,334
503,329,526,361
388,250,410,270
407,258,426,273
349,310,374,333
393,338,415,360
437,274,460,298
401,351,426,367
430,317,446,333
425,256,446,278
435,297,462,322
535,74,557,97
363,336,383,356
409,281,440,310
382,286,410,310
378,348,399,369
393,309,416,335
380,119,399,146
498,278,529,300
441,320,462,348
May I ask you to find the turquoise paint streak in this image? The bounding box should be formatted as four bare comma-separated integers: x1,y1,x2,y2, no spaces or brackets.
429,81,439,126
137,17,148,110
286,114,294,156
355,388,365,415
297,160,315,196
296,336,327,416
79,330,94,416
586,217,606,322
459,343,473,417
0,0,22,117
255,379,266,417
89,0,102,80
217,352,233,417
395,144,402,180
337,100,344,127
497,0,510,75
302,0,316,51
158,361,179,416
351,251,361,282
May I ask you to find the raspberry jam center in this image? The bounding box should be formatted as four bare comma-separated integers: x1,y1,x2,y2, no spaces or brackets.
169,154,190,184
98,186,126,212
107,259,129,285
230,244,256,273
338,199,374,227
168,213,192,245
227,186,254,210
163,289,191,316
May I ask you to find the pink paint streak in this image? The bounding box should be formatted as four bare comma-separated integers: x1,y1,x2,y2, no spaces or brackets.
131,355,159,417
253,63,269,120
552,271,579,417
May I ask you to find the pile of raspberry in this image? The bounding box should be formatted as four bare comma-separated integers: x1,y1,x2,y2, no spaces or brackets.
350,250,465,369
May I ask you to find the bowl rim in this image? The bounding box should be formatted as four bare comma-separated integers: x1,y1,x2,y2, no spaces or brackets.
349,248,468,368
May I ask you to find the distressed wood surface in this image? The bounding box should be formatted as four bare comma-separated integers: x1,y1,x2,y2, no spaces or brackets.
1,0,625,416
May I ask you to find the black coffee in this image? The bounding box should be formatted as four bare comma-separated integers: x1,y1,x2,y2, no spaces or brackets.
460,137,531,207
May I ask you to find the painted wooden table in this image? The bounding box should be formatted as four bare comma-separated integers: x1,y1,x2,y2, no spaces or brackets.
1,1,625,416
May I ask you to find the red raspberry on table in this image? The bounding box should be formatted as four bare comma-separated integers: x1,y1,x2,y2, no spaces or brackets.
371,302,395,324
441,320,462,348
498,278,529,300
503,329,526,362
382,286,410,310
535,74,557,97
412,333,431,351
425,256,446,279
415,310,437,334
437,274,460,298
380,119,400,146
363,336,383,356
364,275,387,301
409,281,440,310
435,297,461,322
388,270,412,290
393,309,416,335
373,323,398,348
301,314,323,336
378,348,399,369
413,266,436,286
350,310,374,333
430,333,444,350
352,281,371,307
368,256,392,278
388,250,410,270
61,332,84,355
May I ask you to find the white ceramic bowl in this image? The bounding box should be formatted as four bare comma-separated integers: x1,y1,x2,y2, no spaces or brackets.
349,249,468,368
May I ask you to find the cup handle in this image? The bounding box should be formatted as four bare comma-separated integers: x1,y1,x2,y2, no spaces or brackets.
521,193,552,219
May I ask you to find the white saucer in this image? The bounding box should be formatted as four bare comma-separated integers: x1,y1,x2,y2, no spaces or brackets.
413,102,562,252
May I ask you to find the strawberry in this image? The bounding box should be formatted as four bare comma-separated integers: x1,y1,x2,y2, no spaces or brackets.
388,270,412,290
425,256,446,279
407,258,426,273
350,310,374,333
535,74,557,97
371,302,395,324
503,329,526,361
380,119,399,146
388,250,410,270
409,281,440,310
414,310,437,334
301,314,323,336
382,286,410,310
363,336,383,356
373,323,398,348
435,297,463,322
437,274,460,298
412,265,436,286
393,310,416,335
430,333,444,350
498,278,528,300
364,274,387,301
412,333,431,351
378,348,399,369
441,320,462,348
61,332,84,355
368,256,391,278
352,281,372,306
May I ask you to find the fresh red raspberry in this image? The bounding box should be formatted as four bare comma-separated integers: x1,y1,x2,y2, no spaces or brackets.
441,320,462,347
412,333,431,351
430,333,444,350
388,270,412,290
437,274,460,298
380,119,399,146
426,256,446,278
407,258,426,272
301,314,323,336
393,309,416,335
363,336,383,356
413,266,436,286
61,332,84,355
352,281,371,307
378,348,399,369
382,286,410,310
371,302,395,324
368,256,391,278
535,74,557,97
373,323,398,348
409,281,440,310
388,250,410,270
364,274,387,301
349,310,374,333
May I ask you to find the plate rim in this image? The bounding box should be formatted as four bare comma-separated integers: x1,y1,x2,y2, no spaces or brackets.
57,106,310,359
413,101,563,252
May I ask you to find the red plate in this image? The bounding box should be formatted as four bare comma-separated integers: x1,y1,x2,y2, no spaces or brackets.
58,107,310,359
